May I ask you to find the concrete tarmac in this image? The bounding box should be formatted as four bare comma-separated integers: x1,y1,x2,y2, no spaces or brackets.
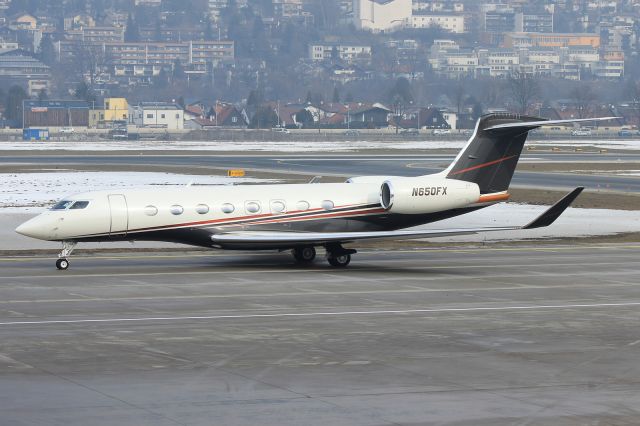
1,245,640,425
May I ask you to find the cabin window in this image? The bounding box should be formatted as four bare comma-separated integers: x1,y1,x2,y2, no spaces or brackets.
170,205,184,215
296,200,310,211
221,203,235,214
144,205,158,216
271,200,286,213
195,204,209,214
245,201,261,214
51,200,73,210
321,200,334,210
69,201,90,210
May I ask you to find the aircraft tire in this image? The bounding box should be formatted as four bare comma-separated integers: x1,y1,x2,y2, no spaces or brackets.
328,254,351,268
56,258,69,270
293,246,316,263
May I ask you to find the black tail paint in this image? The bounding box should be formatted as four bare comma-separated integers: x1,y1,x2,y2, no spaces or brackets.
446,113,544,194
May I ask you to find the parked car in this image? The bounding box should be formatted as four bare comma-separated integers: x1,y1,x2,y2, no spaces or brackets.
432,129,451,135
618,129,633,137
400,128,419,135
343,129,360,136
59,127,75,134
271,127,290,134
571,128,592,136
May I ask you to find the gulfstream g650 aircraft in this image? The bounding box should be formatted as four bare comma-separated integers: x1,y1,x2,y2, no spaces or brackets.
16,114,614,270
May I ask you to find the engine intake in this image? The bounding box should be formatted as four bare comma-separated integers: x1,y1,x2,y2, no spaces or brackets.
380,178,480,214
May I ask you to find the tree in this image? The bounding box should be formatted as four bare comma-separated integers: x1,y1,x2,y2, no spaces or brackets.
37,88,48,101
569,83,597,119
124,13,140,42
332,86,340,103
153,68,169,89
74,81,96,103
507,71,540,114
388,77,413,104
173,59,185,80
37,34,56,66
5,85,28,125
249,105,278,129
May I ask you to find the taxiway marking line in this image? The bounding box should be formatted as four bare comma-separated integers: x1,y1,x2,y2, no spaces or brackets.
2,301,640,326
1,244,639,262
0,261,632,280
2,278,640,304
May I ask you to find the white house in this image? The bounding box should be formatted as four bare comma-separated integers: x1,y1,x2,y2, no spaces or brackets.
411,13,467,33
308,43,372,62
130,103,184,130
353,0,412,33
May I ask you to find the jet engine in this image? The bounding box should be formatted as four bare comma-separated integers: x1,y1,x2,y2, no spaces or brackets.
379,177,480,214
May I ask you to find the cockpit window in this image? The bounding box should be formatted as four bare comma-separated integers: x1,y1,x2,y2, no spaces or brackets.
69,201,90,210
50,200,74,210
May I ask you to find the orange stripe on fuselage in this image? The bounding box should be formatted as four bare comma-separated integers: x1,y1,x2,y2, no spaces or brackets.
477,193,510,203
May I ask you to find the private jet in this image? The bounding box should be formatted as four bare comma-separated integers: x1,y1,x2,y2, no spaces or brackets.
16,114,614,270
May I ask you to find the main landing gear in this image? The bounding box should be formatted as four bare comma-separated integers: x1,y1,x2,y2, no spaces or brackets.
292,246,316,263
325,244,357,268
291,244,357,268
56,241,76,270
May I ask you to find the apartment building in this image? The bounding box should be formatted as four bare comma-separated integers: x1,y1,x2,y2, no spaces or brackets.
57,40,234,78
429,39,623,80
411,13,467,33
309,43,372,62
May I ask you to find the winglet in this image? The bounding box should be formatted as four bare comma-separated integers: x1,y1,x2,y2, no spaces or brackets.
522,187,584,229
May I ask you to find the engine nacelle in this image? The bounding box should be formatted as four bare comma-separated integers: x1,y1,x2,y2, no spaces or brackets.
380,177,480,214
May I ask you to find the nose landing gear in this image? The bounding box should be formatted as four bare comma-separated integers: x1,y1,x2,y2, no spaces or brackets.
56,241,76,270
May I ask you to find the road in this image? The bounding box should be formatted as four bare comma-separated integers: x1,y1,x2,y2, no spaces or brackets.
2,152,640,193
1,246,640,425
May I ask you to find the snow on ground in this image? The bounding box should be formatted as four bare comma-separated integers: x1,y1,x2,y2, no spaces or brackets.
0,171,273,209
530,139,640,151
2,138,640,152
423,203,640,242
0,139,466,152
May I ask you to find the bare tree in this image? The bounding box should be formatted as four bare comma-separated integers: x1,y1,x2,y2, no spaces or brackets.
507,71,540,114
568,83,597,119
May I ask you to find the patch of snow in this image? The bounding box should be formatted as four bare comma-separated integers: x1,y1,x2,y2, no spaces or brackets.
531,139,640,151
420,203,640,242
0,171,273,209
0,139,466,152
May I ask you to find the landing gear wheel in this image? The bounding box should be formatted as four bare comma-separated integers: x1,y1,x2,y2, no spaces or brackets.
56,258,69,270
293,246,316,263
328,254,351,268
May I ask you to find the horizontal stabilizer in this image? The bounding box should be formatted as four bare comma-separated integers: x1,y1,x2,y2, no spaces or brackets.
523,187,584,229
484,117,619,131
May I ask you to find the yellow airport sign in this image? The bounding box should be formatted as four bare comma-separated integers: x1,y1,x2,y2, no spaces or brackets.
228,169,245,177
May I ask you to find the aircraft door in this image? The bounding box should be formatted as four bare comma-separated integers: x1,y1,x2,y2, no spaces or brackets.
108,194,128,236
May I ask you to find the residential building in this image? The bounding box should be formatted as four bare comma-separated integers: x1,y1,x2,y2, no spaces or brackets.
23,100,89,128
104,98,129,122
273,0,303,17
130,102,184,129
515,9,554,33
503,33,600,48
57,40,234,78
0,50,50,96
353,0,412,33
411,13,467,33
9,14,37,30
309,43,372,62
64,26,125,43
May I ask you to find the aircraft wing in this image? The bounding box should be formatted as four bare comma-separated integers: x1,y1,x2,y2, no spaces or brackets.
211,188,583,246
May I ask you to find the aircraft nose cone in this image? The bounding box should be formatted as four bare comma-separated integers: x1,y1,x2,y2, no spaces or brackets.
15,217,52,240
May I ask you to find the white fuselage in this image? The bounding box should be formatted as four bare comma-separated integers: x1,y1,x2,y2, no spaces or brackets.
15,175,495,249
